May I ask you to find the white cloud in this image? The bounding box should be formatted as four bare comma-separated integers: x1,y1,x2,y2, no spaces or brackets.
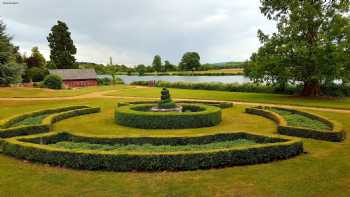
0,0,277,66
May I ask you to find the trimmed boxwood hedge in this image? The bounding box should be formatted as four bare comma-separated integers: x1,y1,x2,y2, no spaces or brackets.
116,100,233,109
0,106,101,138
0,132,303,172
115,104,222,129
245,106,346,142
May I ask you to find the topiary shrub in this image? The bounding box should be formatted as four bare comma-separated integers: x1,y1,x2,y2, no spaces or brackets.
42,74,63,89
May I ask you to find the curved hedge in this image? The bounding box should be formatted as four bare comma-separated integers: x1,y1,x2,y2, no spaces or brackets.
115,104,222,129
0,132,303,172
246,106,346,142
0,106,101,138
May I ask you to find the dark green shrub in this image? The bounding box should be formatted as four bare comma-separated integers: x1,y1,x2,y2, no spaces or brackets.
1,132,303,171
42,74,63,89
97,77,112,86
115,104,222,129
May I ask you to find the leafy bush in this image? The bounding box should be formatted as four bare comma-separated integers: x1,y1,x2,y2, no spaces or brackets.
42,74,63,89
115,104,222,129
97,77,112,86
246,106,345,142
26,67,48,82
1,132,303,171
0,63,24,86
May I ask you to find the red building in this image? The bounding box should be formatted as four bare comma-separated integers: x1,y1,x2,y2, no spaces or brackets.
49,69,98,88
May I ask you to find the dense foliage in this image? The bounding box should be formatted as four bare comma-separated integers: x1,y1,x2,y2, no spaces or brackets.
23,47,48,82
179,52,201,71
245,0,350,96
47,21,77,69
152,55,162,72
42,74,63,89
0,21,24,85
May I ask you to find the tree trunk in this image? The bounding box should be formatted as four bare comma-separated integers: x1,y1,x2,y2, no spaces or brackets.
301,81,321,97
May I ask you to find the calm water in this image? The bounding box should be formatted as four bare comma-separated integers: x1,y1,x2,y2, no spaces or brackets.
98,75,251,84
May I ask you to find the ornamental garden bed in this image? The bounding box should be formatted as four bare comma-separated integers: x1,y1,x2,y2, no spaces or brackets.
1,132,303,172
115,103,222,129
0,106,100,138
245,106,345,142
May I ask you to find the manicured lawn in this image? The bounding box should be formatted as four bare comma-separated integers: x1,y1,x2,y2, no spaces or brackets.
0,85,129,98
108,86,350,109
0,95,350,196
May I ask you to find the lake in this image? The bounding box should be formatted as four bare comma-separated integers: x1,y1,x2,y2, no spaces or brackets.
98,75,251,84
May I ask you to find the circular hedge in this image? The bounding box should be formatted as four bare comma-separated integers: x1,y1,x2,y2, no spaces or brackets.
115,104,222,129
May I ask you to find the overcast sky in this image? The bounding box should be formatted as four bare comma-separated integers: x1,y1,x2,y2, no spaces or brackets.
0,0,276,66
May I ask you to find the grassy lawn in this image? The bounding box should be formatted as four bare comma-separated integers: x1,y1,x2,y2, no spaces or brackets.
0,97,349,196
108,86,350,109
0,85,129,98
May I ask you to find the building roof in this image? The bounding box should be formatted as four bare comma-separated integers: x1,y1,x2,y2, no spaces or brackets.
49,69,97,80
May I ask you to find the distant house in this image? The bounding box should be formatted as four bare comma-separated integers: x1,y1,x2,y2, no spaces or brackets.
49,69,97,88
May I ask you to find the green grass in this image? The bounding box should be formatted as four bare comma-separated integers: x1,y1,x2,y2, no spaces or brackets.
49,139,258,153
0,85,129,98
11,114,49,127
0,93,350,196
270,109,331,130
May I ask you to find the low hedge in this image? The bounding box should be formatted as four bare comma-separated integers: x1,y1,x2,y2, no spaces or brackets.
0,132,303,171
116,100,233,109
115,104,222,129
131,81,300,94
245,106,346,142
0,106,100,138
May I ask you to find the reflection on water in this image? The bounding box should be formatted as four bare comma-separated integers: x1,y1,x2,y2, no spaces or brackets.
98,75,251,85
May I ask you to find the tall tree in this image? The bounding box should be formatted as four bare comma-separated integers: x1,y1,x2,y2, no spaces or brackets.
164,60,176,72
24,47,48,82
245,0,350,96
135,64,146,75
25,47,46,68
0,21,24,85
47,21,77,69
152,55,162,72
179,52,201,71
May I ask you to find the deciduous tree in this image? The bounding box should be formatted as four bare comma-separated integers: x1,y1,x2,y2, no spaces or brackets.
245,0,350,96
